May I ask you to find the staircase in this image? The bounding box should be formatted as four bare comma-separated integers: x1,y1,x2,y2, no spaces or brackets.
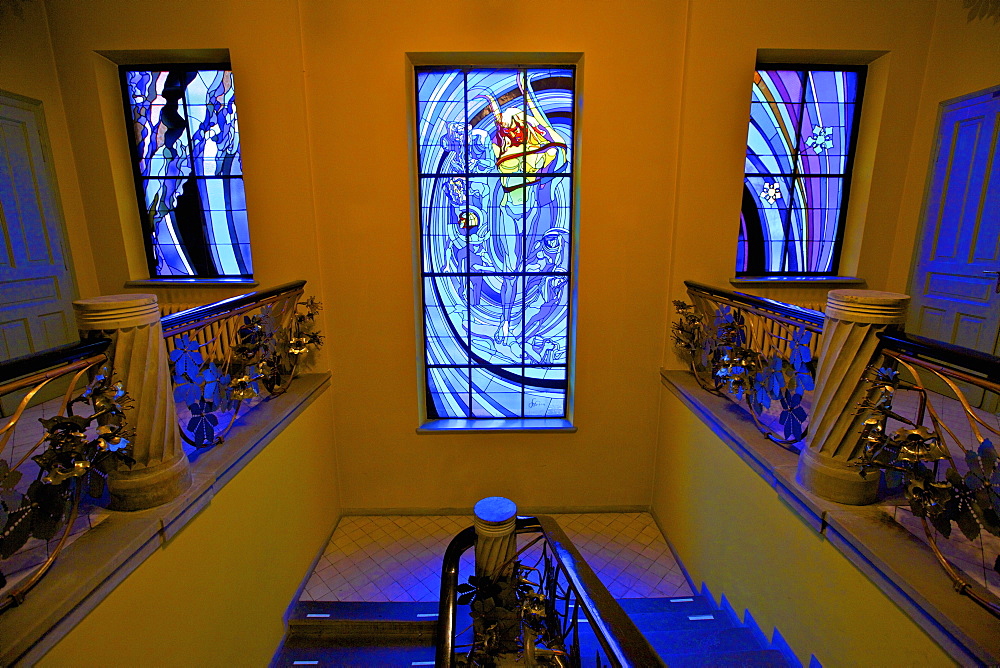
273,595,791,666
608,596,788,667
273,513,796,666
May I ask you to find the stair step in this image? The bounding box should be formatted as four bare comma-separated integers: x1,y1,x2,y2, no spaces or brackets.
616,596,715,615
641,626,763,656
288,601,441,642
292,600,441,621
275,637,436,666
660,648,791,667
627,609,736,633
288,618,435,641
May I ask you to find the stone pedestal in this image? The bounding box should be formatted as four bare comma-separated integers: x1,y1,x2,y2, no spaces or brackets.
473,496,518,579
797,290,909,505
74,294,191,511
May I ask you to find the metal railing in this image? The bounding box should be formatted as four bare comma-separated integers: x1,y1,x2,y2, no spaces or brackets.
435,515,664,667
0,338,128,613
161,281,322,449
674,281,824,449
856,331,1000,619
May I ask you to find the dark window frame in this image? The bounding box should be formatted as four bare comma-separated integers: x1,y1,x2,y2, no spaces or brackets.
415,65,577,422
738,62,867,277
118,62,253,280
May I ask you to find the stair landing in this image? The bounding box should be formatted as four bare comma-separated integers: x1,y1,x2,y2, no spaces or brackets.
299,512,694,603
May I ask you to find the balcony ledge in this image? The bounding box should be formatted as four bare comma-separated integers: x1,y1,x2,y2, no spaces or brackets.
660,368,1000,666
0,372,331,666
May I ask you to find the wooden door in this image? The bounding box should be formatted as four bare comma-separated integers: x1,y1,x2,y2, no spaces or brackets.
0,91,78,412
908,86,1000,407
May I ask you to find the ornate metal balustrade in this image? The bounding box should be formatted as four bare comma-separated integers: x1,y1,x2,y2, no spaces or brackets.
436,515,664,667
673,281,824,450
855,331,1000,619
0,339,134,612
161,281,323,449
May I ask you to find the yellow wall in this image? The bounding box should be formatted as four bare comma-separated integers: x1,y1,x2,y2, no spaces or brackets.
661,0,942,369
651,387,953,667
7,0,998,521
41,0,326,305
0,1,98,298
40,388,340,666
888,2,1000,295
299,0,686,510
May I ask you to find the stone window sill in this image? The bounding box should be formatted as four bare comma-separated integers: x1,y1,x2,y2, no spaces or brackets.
0,373,330,665
729,276,864,288
124,278,260,289
417,418,576,434
660,369,1000,666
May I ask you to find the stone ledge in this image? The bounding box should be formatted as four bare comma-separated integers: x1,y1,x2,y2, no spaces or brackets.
0,373,331,666
660,369,1000,666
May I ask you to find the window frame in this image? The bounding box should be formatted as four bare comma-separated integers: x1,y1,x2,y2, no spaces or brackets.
737,62,867,277
118,62,253,280
414,64,578,427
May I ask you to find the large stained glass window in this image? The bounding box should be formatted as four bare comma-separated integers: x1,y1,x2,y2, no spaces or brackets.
738,66,865,275
121,66,251,278
416,67,575,420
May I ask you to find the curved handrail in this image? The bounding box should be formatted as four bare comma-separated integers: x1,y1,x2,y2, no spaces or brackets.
877,331,1000,386
435,515,665,668
684,280,825,331
435,525,476,666
160,280,306,337
0,339,111,394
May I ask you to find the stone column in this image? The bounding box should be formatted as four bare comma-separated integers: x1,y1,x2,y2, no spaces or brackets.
74,294,191,511
473,496,518,579
797,290,909,505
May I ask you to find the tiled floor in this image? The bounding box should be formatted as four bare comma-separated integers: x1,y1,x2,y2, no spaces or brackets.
299,512,694,602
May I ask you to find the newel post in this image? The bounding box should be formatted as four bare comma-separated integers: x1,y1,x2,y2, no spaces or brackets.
474,496,518,579
797,290,910,505
73,294,191,511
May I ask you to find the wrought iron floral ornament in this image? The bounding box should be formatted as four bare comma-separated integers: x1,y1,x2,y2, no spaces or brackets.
0,368,134,609
168,297,324,449
856,366,1000,619
455,548,570,666
672,300,815,449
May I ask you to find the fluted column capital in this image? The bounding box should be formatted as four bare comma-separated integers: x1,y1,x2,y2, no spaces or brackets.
797,290,909,505
73,294,161,330
73,294,190,511
825,290,910,325
473,496,518,579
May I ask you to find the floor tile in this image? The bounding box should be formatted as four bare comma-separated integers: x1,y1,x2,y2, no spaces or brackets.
299,512,694,603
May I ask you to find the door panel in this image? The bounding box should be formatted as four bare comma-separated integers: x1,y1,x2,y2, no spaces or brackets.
908,87,1000,408
0,91,78,413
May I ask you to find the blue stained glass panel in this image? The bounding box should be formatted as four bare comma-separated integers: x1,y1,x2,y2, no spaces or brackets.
427,367,471,418
124,66,251,278
739,66,862,275
418,66,574,420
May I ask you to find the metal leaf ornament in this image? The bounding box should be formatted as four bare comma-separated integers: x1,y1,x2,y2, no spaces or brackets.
229,366,261,401
0,368,134,578
186,400,220,447
779,390,807,441
965,440,1000,533
892,426,949,463
169,335,204,379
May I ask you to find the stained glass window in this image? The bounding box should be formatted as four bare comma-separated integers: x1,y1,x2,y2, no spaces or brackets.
121,66,251,278
738,66,865,275
416,67,575,420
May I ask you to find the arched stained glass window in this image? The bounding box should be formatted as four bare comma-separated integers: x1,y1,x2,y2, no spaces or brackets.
416,67,575,421
121,65,251,278
737,66,865,275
